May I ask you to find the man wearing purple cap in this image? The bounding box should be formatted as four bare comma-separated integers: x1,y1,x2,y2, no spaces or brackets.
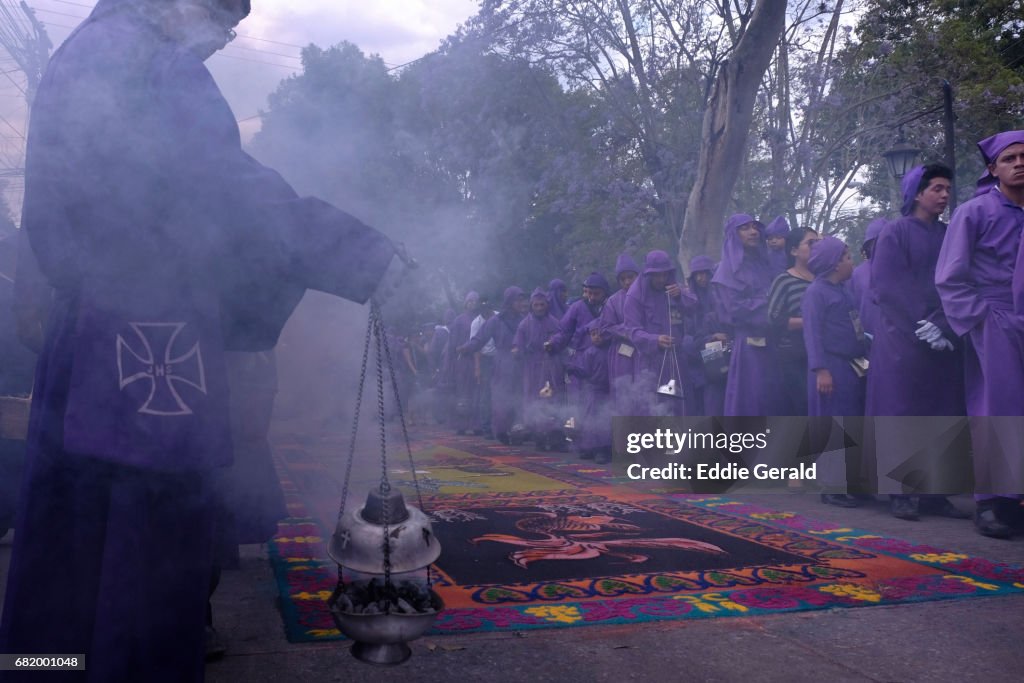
623,250,694,416
459,286,528,443
936,130,1024,537
867,163,967,521
599,253,641,416
713,213,780,416
765,216,791,273
0,1,401,679
513,288,566,449
848,218,887,338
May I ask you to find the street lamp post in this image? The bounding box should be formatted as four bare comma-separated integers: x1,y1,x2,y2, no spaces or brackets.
883,139,921,181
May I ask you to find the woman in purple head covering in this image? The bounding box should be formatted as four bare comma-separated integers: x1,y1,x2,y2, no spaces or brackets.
937,129,1024,536
765,216,791,273
444,291,481,434
547,279,569,320
712,213,780,415
623,250,694,416
512,288,565,449
599,252,641,416
868,163,967,521
459,286,527,443
767,227,819,416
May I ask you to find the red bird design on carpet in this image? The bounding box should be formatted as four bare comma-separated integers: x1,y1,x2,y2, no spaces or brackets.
471,511,727,568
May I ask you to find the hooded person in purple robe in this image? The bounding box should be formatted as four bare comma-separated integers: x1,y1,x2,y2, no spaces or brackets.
937,130,1024,537
565,319,612,463
0,2,400,680
684,255,727,416
765,216,791,274
848,218,887,339
598,252,640,416
546,278,569,320
867,163,967,521
458,286,527,444
513,288,565,449
712,213,780,416
803,237,866,417
444,291,481,434
623,250,694,416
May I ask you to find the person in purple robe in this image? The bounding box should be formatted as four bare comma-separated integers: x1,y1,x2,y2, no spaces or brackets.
848,218,887,340
598,252,640,416
684,255,727,416
512,288,565,450
623,250,694,416
0,2,401,681
712,213,780,416
867,163,968,521
458,286,527,444
547,272,609,449
428,310,454,424
565,320,612,463
803,238,866,417
444,291,481,434
546,278,569,320
937,130,1024,537
765,216,791,273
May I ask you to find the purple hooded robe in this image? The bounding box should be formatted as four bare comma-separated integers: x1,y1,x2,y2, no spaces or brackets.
683,255,722,416
513,289,565,435
803,237,867,416
599,253,640,416
866,167,964,417
461,286,525,439
623,251,694,416
546,279,569,320
565,320,612,452
936,130,1024,494
712,214,780,416
0,2,396,680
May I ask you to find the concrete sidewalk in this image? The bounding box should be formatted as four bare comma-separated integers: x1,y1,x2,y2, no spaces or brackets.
196,492,1024,683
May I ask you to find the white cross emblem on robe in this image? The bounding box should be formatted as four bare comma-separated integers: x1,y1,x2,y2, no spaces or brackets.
116,322,207,416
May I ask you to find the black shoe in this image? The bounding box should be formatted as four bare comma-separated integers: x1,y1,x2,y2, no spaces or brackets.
974,501,1013,539
594,454,611,465
205,625,227,662
578,450,595,460
890,496,919,521
920,496,970,519
820,493,860,508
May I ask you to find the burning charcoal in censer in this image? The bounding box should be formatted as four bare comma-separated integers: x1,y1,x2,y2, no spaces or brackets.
327,487,443,665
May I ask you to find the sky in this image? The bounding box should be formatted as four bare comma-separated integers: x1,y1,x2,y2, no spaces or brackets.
0,0,480,215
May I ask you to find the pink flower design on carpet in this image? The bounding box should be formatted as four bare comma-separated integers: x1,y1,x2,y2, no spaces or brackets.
471,512,726,568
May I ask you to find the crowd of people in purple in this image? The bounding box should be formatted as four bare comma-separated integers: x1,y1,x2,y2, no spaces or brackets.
394,133,1024,541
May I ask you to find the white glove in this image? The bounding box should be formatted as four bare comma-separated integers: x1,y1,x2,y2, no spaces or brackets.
863,332,873,341
915,320,942,344
930,337,954,352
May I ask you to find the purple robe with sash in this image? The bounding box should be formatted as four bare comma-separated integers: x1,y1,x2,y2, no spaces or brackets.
866,216,964,416
803,279,867,416
623,252,692,416
0,4,395,680
566,340,612,451
713,215,779,416
937,186,1024,494
513,303,564,435
598,253,640,416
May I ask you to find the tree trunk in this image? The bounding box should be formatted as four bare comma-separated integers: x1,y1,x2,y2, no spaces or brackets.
678,0,787,271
